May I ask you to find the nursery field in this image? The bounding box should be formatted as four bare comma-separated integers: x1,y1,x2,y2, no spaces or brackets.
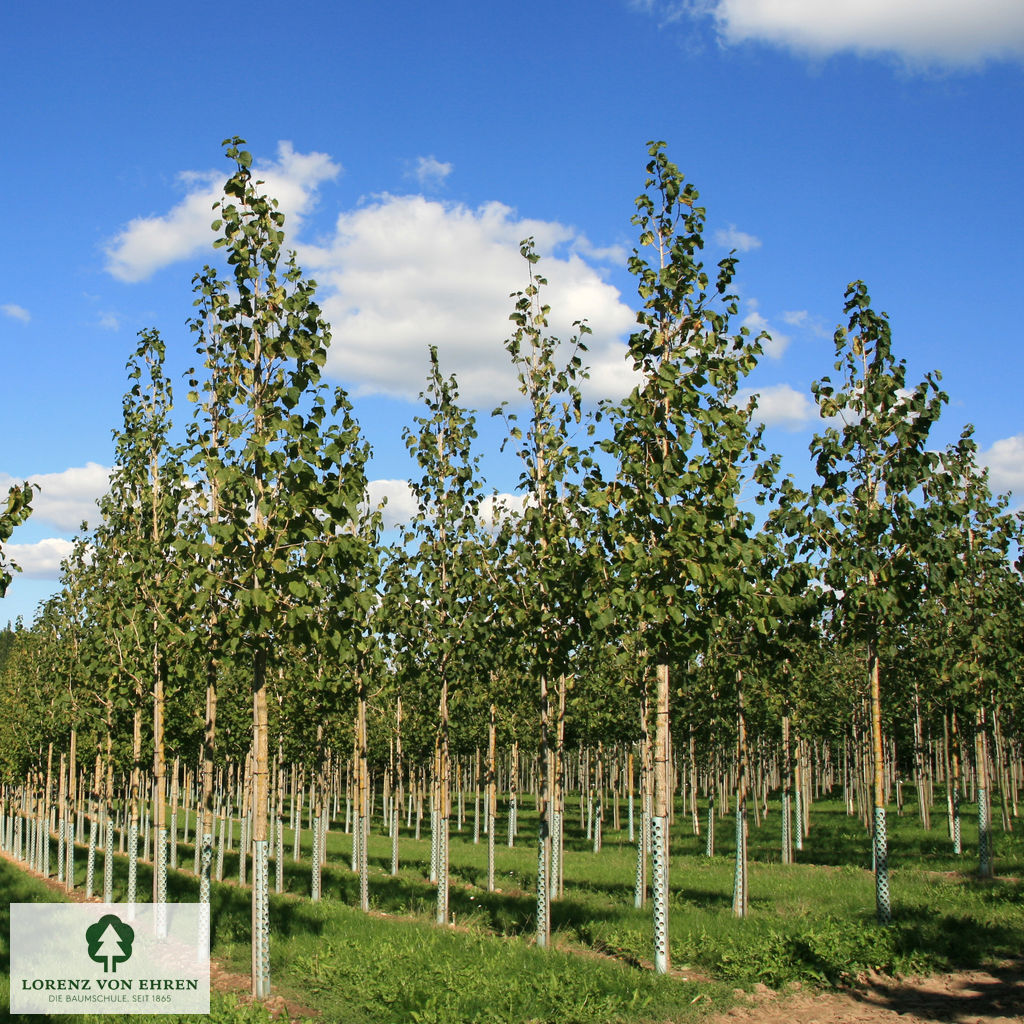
2,136,1022,1024
3,793,1023,1024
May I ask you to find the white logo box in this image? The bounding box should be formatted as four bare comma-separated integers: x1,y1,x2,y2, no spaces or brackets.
10,903,210,1015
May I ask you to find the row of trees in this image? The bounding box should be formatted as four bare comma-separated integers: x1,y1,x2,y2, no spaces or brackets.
1,139,1021,998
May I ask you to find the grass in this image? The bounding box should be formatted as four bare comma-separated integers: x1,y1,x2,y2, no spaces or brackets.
2,788,1022,1022
0,856,283,1024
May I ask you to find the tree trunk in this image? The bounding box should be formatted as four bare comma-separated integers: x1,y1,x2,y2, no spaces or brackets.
126,708,141,901
732,670,749,918
782,715,793,865
487,703,496,893
200,663,217,904
437,680,450,925
976,704,993,878
536,675,552,948
635,678,650,908
251,647,271,999
392,696,402,875
869,639,892,923
652,662,670,973
358,683,370,912
153,647,168,909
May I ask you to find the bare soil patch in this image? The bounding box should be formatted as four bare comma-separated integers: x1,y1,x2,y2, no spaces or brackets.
705,961,1024,1024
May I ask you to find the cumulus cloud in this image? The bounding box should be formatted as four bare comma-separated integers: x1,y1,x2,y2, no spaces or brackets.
409,156,453,190
366,479,419,529
105,142,340,283
104,143,637,405
742,302,790,360
711,0,1024,66
570,235,629,265
738,383,817,430
714,225,761,252
301,193,637,404
980,434,1024,495
636,0,1024,66
2,303,30,323
0,463,110,531
2,538,75,580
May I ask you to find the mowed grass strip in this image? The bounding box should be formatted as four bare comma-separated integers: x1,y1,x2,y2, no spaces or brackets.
3,790,1022,1021
0,848,726,1024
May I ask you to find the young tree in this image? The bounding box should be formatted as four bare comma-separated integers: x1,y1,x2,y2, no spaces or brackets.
186,138,371,999
493,240,592,948
99,331,185,910
590,142,768,968
920,427,1021,877
388,347,488,924
804,282,946,922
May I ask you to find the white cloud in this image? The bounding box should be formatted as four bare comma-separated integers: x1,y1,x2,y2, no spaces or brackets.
738,383,817,430
2,303,30,323
570,234,629,265
105,170,222,282
479,491,529,525
410,156,453,190
714,224,761,252
366,479,419,529
2,538,75,580
363,480,529,531
301,194,637,404
742,302,790,360
104,143,636,407
781,309,831,339
105,141,340,283
0,463,110,531
710,0,1024,66
98,311,121,331
980,434,1024,495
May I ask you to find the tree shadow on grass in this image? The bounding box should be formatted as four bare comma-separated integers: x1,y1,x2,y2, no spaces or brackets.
887,906,1024,969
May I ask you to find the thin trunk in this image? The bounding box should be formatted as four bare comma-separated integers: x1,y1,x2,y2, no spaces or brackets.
66,728,76,890
913,682,930,829
732,670,749,918
391,695,402,875
535,675,552,948
869,639,892,923
200,662,217,904
993,706,1012,834
437,680,450,925
976,704,993,878
358,681,370,912
652,663,670,973
635,678,649,908
781,715,793,865
487,703,496,893
251,647,271,998
153,648,167,908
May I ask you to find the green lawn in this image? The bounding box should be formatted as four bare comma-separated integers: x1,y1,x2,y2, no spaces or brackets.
2,790,1021,1023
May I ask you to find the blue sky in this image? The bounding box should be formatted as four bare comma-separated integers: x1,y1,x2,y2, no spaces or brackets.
2,0,1022,625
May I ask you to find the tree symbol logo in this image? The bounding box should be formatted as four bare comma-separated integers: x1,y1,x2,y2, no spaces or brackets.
86,914,135,973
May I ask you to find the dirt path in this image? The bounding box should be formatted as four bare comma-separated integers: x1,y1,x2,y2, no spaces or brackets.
706,961,1024,1024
